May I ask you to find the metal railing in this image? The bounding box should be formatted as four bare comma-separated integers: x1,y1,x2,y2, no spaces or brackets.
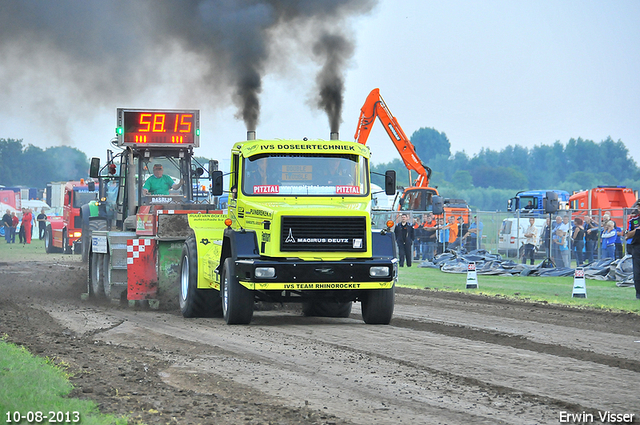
371,208,634,265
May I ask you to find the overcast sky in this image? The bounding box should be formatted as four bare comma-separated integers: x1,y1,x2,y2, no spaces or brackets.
1,0,639,172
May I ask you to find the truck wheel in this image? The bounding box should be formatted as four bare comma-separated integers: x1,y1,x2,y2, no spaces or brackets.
179,238,222,318
302,301,352,318
82,219,107,263
44,225,62,254
361,286,395,325
89,251,105,298
62,230,71,254
221,257,254,325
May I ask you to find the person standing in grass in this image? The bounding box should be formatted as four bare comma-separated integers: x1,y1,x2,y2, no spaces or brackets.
624,201,640,300
22,208,33,244
522,217,537,266
394,213,414,267
584,216,600,262
10,212,18,243
552,228,565,268
2,209,12,243
601,220,617,260
559,229,571,268
572,217,585,267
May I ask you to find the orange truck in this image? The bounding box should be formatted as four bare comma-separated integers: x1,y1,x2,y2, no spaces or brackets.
354,88,468,219
569,186,638,227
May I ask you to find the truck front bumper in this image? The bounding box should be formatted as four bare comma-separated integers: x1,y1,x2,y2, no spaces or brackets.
234,258,398,291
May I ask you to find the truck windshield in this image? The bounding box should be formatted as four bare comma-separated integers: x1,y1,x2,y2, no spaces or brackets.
242,154,368,196
73,190,98,208
139,155,188,204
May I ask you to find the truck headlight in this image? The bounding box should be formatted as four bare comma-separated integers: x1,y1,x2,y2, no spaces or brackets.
73,231,82,238
369,266,390,277
255,267,276,278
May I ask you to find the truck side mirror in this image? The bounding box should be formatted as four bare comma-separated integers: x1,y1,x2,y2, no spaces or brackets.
507,198,514,212
544,191,558,213
384,170,396,196
87,181,96,192
195,167,204,177
211,170,224,196
432,196,444,215
89,157,101,178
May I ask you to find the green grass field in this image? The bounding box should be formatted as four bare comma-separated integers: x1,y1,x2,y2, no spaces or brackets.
0,337,127,425
0,238,78,263
398,266,640,314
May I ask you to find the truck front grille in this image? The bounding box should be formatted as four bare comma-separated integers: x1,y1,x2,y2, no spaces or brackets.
280,216,367,252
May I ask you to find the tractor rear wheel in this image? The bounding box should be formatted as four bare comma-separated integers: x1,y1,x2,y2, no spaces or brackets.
82,219,108,263
103,251,113,299
89,251,105,298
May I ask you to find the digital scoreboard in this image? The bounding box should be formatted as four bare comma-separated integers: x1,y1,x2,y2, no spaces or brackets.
116,109,200,147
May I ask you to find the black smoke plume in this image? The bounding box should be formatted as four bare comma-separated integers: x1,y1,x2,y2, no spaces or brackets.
313,32,354,133
0,0,376,138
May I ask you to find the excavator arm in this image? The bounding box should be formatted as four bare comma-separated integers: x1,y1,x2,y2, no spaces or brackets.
354,88,432,187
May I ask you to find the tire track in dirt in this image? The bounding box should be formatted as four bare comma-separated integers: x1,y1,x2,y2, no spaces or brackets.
66,304,636,424
388,309,640,373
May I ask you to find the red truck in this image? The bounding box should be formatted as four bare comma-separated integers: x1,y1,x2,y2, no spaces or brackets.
44,180,98,254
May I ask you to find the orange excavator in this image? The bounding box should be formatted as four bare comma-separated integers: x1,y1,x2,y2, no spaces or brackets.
355,88,468,217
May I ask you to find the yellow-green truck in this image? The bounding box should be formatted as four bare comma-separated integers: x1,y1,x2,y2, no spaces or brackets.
180,135,398,324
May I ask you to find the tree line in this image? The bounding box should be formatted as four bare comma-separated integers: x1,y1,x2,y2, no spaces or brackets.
372,128,640,211
3,133,639,212
0,138,89,189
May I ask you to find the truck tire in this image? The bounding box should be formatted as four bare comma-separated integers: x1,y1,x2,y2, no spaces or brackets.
44,225,62,254
62,230,71,254
361,286,395,325
302,301,352,318
82,219,108,263
103,251,113,299
89,251,105,298
179,238,222,318
221,257,254,325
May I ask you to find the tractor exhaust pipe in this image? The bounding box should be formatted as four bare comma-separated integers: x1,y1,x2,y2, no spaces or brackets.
330,132,339,140
247,130,256,141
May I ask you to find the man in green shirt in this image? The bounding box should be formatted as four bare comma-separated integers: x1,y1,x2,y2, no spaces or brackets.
142,164,184,195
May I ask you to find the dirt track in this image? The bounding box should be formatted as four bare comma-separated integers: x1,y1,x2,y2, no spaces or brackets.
1,257,639,425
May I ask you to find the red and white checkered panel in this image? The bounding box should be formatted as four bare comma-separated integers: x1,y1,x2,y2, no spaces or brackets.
127,238,152,264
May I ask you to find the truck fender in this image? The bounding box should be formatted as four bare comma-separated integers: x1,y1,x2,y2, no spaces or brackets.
372,230,397,259
220,228,260,263
48,215,65,231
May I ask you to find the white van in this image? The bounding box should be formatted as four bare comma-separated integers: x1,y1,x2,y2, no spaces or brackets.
498,217,547,258
371,183,394,210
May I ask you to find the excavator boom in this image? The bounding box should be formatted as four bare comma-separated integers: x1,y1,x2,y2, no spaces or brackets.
354,88,431,187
